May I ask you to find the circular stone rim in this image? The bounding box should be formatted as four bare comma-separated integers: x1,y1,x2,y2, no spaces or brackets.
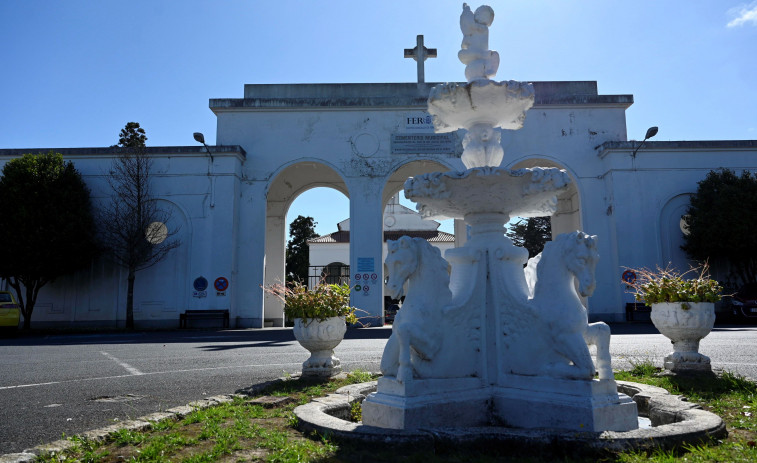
294,380,727,454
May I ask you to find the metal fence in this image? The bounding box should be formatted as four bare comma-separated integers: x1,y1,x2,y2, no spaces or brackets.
308,264,350,288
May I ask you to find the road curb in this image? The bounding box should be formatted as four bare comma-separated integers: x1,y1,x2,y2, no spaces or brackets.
0,394,242,462
0,374,299,462
0,369,302,461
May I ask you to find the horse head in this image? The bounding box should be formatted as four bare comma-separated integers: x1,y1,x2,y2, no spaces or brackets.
385,236,419,299
561,231,599,297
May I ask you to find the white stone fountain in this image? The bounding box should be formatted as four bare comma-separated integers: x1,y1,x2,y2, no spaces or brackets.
362,3,638,432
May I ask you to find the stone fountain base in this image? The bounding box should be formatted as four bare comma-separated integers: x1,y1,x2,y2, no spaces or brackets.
362,377,489,429
295,380,727,455
492,375,638,432
361,375,637,432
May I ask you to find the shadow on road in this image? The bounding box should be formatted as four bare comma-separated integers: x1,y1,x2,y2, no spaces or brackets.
200,339,296,351
0,325,394,347
16,323,757,346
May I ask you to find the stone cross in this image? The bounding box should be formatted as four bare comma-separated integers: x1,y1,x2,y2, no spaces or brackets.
404,35,437,83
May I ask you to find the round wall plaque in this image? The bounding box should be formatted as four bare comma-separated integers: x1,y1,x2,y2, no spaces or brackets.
351,132,380,158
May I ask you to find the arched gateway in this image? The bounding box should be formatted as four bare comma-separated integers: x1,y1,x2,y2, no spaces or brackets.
214,83,465,326
211,81,632,327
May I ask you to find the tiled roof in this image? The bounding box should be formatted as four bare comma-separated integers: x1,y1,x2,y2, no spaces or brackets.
308,230,455,244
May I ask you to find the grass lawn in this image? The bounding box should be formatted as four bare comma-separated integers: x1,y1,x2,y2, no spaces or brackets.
35,365,757,462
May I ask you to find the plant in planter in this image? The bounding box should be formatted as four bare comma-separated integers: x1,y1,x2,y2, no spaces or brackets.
266,282,358,377
624,264,722,373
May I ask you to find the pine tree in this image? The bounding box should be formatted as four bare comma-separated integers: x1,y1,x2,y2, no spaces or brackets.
286,216,318,284
506,216,552,258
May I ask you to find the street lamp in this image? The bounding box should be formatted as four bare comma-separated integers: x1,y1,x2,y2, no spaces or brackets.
194,132,216,208
631,126,659,158
193,132,214,163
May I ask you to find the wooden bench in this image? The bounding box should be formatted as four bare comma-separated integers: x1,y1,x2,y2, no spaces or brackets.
179,309,230,328
625,302,651,321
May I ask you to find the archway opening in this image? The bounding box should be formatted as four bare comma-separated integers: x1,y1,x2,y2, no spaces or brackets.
384,158,459,241
266,162,348,327
508,158,582,241
378,159,458,321
287,187,350,289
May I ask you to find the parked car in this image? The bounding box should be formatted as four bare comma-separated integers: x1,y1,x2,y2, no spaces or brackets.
730,283,757,321
0,291,20,329
384,304,400,325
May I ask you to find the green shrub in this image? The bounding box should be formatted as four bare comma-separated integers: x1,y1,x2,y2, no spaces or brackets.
624,264,722,306
265,281,358,323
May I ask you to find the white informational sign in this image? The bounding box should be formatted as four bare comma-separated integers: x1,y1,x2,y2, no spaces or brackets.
391,133,458,155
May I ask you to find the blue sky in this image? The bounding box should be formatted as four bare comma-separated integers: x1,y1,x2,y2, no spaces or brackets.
1,0,756,237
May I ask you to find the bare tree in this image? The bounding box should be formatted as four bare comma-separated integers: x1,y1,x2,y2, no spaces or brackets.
99,122,180,329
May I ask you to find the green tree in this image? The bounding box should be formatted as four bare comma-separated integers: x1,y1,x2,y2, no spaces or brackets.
98,122,180,329
286,215,318,284
682,169,757,285
0,152,97,329
506,216,552,258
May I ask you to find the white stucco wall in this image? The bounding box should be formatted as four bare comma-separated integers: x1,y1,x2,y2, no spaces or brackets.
0,147,246,328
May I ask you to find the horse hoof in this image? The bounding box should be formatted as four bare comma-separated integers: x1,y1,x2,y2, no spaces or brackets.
598,369,615,380
397,366,413,383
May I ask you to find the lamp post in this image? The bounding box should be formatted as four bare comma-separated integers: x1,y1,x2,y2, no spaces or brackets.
193,132,215,208
631,126,659,158
193,132,214,164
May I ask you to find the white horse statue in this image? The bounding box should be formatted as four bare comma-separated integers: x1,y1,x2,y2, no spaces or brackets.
380,236,473,383
526,231,614,380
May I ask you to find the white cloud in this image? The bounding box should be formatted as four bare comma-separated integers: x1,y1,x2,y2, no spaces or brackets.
727,2,757,27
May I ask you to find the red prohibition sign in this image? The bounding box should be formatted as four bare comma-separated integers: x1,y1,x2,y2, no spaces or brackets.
214,277,229,292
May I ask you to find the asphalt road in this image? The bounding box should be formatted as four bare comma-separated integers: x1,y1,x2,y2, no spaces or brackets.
0,328,388,453
1,323,756,454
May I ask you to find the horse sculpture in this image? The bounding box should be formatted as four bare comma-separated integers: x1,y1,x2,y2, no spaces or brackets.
526,231,614,380
381,236,471,383
380,232,613,383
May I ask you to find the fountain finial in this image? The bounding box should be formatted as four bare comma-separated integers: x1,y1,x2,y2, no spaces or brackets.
458,3,500,82
428,3,533,168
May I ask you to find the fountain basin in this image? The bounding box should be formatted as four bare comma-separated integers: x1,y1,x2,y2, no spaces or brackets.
405,166,572,221
428,80,535,132
294,380,727,454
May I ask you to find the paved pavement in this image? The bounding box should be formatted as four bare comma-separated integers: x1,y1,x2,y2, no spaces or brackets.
1,323,755,454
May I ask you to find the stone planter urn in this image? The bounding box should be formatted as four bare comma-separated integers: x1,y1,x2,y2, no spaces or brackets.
651,302,715,373
293,316,347,377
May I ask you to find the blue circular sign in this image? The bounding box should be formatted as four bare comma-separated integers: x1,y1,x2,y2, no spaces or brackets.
193,276,209,292
214,277,229,292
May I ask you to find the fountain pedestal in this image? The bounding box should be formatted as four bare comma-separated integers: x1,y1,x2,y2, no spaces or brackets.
362,377,489,429
363,377,638,432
